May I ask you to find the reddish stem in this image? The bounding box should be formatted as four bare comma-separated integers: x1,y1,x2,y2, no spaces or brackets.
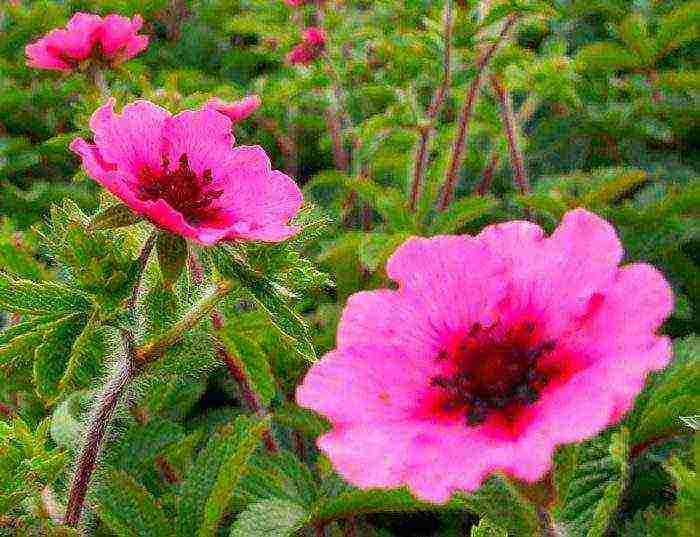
437,14,518,211
409,0,453,212
0,402,12,418
490,75,530,194
476,150,500,195
128,231,157,307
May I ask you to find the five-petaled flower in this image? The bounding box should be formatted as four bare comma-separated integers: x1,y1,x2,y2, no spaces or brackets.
206,95,261,124
297,209,673,503
70,98,302,245
287,27,326,65
26,12,149,72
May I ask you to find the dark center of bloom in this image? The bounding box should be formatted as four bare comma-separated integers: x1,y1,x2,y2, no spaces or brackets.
135,153,223,225
430,321,557,427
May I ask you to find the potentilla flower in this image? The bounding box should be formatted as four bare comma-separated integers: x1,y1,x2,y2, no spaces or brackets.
25,12,148,72
70,99,302,245
206,95,261,124
287,27,326,65
297,209,673,503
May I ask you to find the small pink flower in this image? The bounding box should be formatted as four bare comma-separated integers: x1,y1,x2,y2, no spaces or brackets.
287,27,326,65
25,12,148,72
70,99,302,245
297,209,673,503
284,0,324,6
206,95,261,124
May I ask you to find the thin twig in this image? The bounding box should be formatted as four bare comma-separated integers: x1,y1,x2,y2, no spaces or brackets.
64,330,137,527
409,0,453,211
490,75,530,194
437,13,519,211
476,150,500,195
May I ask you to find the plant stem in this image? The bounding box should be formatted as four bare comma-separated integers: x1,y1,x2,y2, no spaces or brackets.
92,69,109,98
315,524,326,537
476,150,500,195
437,13,518,211
128,230,157,308
64,330,136,527
409,0,453,211
490,75,530,194
136,279,233,365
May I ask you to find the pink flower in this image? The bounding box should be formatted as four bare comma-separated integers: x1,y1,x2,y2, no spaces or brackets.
286,27,326,65
70,99,302,245
206,95,261,124
26,12,148,72
297,209,673,503
284,0,324,6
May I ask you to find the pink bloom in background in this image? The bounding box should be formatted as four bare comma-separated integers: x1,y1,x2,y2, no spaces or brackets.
70,99,302,245
26,12,148,72
287,27,326,65
206,95,261,124
297,209,673,503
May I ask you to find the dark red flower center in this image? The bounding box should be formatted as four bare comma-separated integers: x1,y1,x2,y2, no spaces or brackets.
430,321,557,427
135,153,223,225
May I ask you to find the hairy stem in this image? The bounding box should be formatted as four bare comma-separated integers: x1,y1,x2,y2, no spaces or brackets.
137,279,233,365
491,75,530,194
437,13,518,211
64,330,136,527
409,0,453,211
128,231,157,307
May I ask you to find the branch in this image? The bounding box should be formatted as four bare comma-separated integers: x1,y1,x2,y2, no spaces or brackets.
409,0,453,211
436,13,519,211
64,330,136,527
490,75,530,194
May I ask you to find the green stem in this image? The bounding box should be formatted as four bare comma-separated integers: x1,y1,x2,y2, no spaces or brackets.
137,279,233,365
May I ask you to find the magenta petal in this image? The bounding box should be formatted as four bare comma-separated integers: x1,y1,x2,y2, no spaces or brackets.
91,98,169,175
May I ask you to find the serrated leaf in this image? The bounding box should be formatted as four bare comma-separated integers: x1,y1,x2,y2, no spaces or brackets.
89,204,145,231
228,499,308,537
0,272,91,315
0,315,62,367
58,313,106,392
95,467,172,537
198,417,270,537
471,517,508,537
33,314,85,402
218,326,276,406
631,336,700,445
428,196,498,234
557,429,630,537
157,230,188,288
273,403,330,440
178,418,265,537
358,233,409,272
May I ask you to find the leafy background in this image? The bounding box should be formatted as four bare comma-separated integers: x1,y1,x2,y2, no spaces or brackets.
0,0,698,535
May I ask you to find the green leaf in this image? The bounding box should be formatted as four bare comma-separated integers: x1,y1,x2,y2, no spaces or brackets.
212,246,316,361
228,499,308,537
471,517,508,537
157,230,188,288
89,204,145,231
575,42,641,72
198,417,270,537
95,467,172,537
218,326,276,407
429,196,499,235
557,429,630,537
178,417,266,537
273,403,330,440
33,314,85,402
0,272,91,315
0,315,62,366
50,391,86,450
631,336,700,446
358,232,409,272
58,313,106,392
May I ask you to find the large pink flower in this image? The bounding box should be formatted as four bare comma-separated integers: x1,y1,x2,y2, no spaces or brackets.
206,95,261,124
287,27,326,65
70,99,302,245
26,12,148,72
297,209,673,503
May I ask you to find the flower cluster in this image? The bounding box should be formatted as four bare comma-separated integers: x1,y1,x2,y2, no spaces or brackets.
287,27,327,65
25,12,148,72
71,98,302,245
297,209,673,502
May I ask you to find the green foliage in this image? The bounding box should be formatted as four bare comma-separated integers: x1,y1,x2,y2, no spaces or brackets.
228,499,308,537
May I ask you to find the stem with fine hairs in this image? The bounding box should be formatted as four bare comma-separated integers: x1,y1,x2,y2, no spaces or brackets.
64,330,137,527
490,75,530,194
409,0,453,211
436,13,519,211
128,230,157,308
